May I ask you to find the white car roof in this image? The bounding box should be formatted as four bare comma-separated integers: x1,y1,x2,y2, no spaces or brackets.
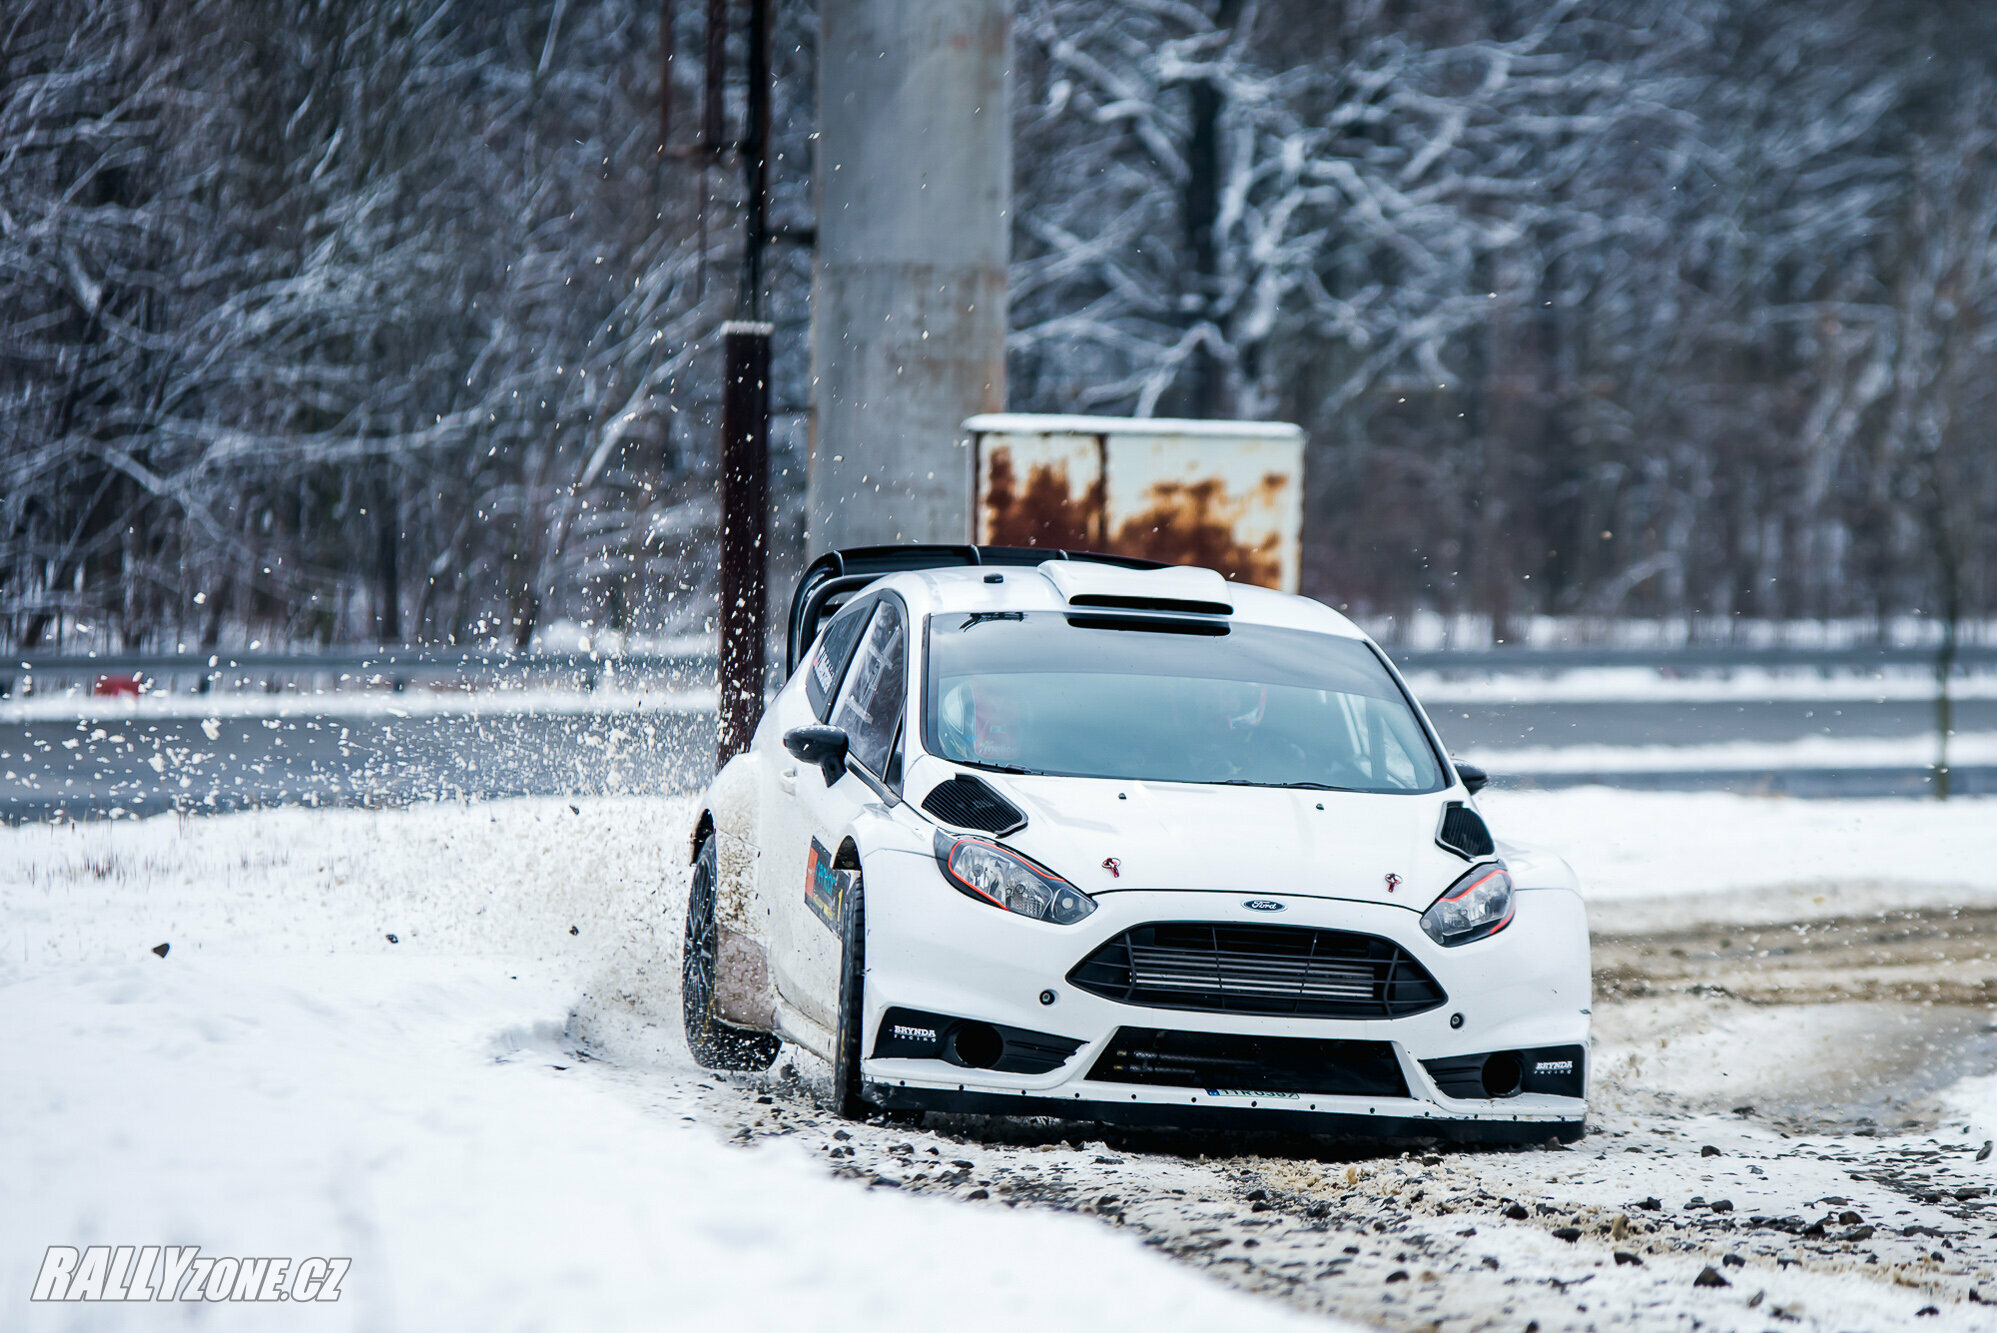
871,559,1369,640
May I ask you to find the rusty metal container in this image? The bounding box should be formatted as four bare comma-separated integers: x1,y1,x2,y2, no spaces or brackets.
963,414,1306,593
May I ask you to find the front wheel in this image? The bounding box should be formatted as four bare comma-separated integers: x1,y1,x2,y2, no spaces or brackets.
682,835,780,1072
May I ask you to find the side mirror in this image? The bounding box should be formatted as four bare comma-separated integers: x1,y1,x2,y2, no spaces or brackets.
1455,761,1489,796
784,725,850,786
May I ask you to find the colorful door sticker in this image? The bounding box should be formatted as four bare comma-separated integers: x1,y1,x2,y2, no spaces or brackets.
804,837,854,934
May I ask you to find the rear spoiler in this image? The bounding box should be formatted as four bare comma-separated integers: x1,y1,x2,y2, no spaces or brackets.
784,544,1165,677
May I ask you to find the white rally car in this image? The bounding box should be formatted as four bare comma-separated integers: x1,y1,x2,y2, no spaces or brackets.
683,546,1590,1142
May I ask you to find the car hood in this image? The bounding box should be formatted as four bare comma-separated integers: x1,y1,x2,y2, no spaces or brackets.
966,771,1472,911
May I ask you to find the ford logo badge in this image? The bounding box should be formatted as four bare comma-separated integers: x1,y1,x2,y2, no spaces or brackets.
1243,899,1285,912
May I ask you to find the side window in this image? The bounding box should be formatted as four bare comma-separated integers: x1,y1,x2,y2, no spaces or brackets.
829,600,907,778
806,598,873,721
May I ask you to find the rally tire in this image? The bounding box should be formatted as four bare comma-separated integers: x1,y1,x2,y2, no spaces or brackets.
682,835,780,1072
830,859,869,1121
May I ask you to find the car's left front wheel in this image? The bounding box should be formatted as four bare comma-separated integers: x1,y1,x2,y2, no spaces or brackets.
682,834,780,1072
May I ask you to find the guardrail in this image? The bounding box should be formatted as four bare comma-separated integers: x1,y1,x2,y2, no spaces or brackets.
3,640,1992,696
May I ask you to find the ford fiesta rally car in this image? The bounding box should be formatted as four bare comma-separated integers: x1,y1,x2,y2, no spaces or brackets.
683,546,1590,1143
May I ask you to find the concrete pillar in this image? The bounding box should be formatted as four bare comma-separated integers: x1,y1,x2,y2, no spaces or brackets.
809,0,1010,550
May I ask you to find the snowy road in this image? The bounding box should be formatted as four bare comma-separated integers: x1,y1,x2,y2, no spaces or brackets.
4,791,1996,1330
0,708,712,822
4,685,1996,821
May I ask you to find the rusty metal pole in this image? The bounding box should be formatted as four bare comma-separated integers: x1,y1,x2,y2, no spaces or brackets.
718,321,773,763
717,0,773,766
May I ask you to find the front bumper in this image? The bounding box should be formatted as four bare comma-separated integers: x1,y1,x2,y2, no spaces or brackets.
859,849,1592,1139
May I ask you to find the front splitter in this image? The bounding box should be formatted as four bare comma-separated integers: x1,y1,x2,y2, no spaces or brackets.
867,1083,1586,1144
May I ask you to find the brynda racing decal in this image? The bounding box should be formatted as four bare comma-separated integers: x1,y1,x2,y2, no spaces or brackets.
804,837,856,934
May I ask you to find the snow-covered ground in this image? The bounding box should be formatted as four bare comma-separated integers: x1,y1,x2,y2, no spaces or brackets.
1406,664,1997,704
4,790,1995,1330
0,800,1345,1332
1360,609,1997,653
1461,732,1994,776
1480,786,1997,911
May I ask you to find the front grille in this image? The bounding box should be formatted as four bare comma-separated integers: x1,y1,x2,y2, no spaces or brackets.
1087,1027,1408,1097
1068,922,1446,1019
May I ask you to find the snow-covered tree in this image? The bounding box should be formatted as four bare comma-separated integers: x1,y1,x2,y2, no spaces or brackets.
7,0,1997,649
2,0,813,651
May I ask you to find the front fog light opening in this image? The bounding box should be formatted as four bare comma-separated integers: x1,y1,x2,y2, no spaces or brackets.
1481,1051,1523,1098
944,1021,1003,1069
1419,862,1515,946
933,830,1096,925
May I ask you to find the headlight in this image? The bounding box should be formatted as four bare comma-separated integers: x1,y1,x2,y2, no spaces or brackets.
932,830,1096,925
1420,862,1514,946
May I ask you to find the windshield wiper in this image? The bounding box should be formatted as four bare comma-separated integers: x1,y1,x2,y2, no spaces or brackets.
957,611,1025,631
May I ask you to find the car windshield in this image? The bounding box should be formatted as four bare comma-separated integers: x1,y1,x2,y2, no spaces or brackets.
923,612,1446,793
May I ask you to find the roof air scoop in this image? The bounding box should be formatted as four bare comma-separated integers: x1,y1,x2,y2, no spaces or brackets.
1038,561,1233,616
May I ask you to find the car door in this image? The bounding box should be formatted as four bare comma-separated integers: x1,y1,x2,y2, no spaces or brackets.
782,595,909,1028
761,595,877,1019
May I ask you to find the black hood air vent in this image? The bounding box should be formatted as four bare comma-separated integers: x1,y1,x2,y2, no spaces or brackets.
921,774,1027,836
1065,592,1233,616
1436,802,1494,860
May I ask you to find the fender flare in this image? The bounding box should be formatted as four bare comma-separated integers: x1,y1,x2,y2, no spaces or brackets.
696,753,777,1029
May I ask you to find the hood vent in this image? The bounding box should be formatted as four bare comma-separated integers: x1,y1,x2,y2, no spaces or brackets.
1436,802,1495,860
1038,559,1233,615
921,774,1027,836
1065,593,1233,617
